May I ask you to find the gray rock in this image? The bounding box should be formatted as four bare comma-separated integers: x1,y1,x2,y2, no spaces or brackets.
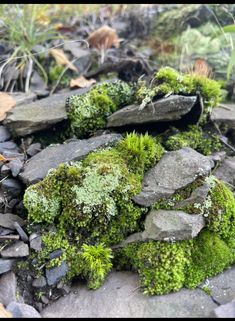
214,157,235,187
211,104,235,131
212,299,235,318
10,91,37,106
0,214,25,229
32,276,47,288
41,271,217,318
1,178,23,197
4,87,90,137
45,261,69,286
6,301,41,318
107,95,197,127
26,143,41,157
30,236,42,252
13,222,28,242
49,249,63,260
0,141,19,154
19,133,122,185
8,159,23,177
0,259,15,274
1,241,29,258
0,126,11,142
142,209,205,241
1,164,10,175
210,151,226,163
0,271,16,306
133,147,214,207
0,228,14,236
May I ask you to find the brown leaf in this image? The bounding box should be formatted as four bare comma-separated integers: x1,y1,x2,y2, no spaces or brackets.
0,303,12,318
70,76,96,88
87,25,120,50
49,48,78,72
0,92,16,121
193,58,212,78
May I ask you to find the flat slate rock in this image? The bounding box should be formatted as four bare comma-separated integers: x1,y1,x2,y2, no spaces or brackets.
107,95,197,127
0,259,15,275
19,133,122,185
0,126,11,142
212,299,235,318
45,261,69,286
6,302,41,318
210,104,235,131
41,271,217,318
133,147,214,207
0,213,25,230
0,271,16,306
214,157,235,187
4,88,89,137
0,241,29,258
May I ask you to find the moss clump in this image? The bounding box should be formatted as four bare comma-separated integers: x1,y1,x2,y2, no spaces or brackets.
164,125,221,155
66,80,134,137
136,67,222,120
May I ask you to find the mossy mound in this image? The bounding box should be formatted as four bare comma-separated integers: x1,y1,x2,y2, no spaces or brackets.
65,80,134,138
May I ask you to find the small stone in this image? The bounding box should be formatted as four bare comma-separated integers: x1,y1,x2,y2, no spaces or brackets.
1,241,29,258
26,143,42,157
32,276,47,288
6,199,19,210
48,249,63,260
0,271,16,306
30,236,42,252
0,141,19,154
46,261,69,286
6,301,41,318
214,157,235,187
1,164,10,176
0,227,14,236
34,302,43,313
0,126,11,142
0,213,25,229
14,222,28,242
41,295,49,305
0,259,15,274
212,299,235,318
8,159,23,177
1,179,23,197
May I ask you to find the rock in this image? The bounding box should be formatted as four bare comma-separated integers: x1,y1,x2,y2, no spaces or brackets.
6,301,41,318
19,133,122,185
0,259,15,274
1,164,10,176
32,276,47,288
30,71,49,98
1,178,23,197
41,295,49,305
45,261,69,286
4,87,90,137
26,143,42,157
7,159,23,177
210,151,226,163
0,228,14,236
41,271,217,318
107,95,197,128
6,199,18,211
0,141,19,155
13,222,28,242
212,300,235,318
0,271,16,306
133,147,214,207
29,235,42,252
211,104,235,131
214,157,235,187
0,126,11,142
10,91,37,106
142,209,205,241
48,249,63,260
0,241,29,258
0,214,25,229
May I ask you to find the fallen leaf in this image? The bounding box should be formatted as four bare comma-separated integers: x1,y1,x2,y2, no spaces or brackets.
49,48,78,72
70,76,96,88
0,303,12,318
0,154,17,162
193,58,212,78
87,25,120,50
0,92,16,121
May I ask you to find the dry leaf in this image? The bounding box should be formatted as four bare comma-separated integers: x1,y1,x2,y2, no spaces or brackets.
49,48,78,72
70,76,96,88
87,25,120,50
0,154,17,162
0,92,16,121
0,303,12,318
193,58,212,78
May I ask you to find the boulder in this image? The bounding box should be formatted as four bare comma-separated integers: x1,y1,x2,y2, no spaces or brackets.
210,104,235,131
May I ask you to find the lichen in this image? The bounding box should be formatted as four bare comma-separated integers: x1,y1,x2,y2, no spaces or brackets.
66,80,134,137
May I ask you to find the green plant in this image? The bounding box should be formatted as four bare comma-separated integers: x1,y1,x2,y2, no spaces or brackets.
0,4,60,92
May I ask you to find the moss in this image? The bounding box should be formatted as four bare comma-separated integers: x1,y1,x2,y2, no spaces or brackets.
185,230,235,289
66,80,134,137
48,63,70,88
164,125,221,155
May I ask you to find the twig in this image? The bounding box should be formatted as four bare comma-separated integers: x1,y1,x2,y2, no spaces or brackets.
25,58,33,93
0,235,20,241
218,103,232,110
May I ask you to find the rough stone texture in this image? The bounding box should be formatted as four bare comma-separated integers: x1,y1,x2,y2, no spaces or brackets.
0,271,16,306
0,259,15,274
0,141,19,154
1,178,23,197
142,209,205,240
211,104,235,131
212,299,235,318
26,143,42,157
6,302,41,318
0,214,25,230
13,222,28,242
0,241,29,258
4,88,90,137
30,236,42,252
133,147,214,207
214,157,235,187
19,133,122,185
0,126,11,142
41,271,217,318
107,95,197,127
7,159,23,177
32,276,47,288
45,261,69,286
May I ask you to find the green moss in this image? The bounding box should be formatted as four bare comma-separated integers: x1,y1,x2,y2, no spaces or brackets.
185,230,235,289
66,80,134,137
164,125,221,155
48,63,70,88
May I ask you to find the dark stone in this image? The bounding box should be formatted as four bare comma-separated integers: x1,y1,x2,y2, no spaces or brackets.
19,133,122,185
0,213,25,229
6,301,41,318
0,259,15,274
0,241,29,258
14,222,28,242
7,159,23,177
1,178,23,197
0,227,14,236
0,126,11,142
211,104,235,132
214,157,235,188
26,143,42,157
32,276,47,288
29,235,42,252
0,271,16,306
49,249,63,260
0,141,19,154
1,164,10,176
45,261,69,286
